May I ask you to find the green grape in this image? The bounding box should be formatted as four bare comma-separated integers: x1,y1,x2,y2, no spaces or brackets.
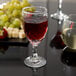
8,4,14,12
0,21,5,27
12,9,20,17
22,0,28,3
11,0,16,4
9,24,15,28
3,2,10,10
14,3,22,10
25,7,35,12
6,11,12,18
19,15,23,21
22,0,31,7
1,0,31,29
6,10,11,15
11,0,20,4
31,7,36,12
10,18,14,22
13,9,22,18
13,18,21,28
17,10,22,18
21,2,31,8
0,14,9,22
0,11,4,15
5,22,10,27
10,18,15,23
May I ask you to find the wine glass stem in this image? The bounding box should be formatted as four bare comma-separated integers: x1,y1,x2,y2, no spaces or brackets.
58,0,62,11
32,45,38,58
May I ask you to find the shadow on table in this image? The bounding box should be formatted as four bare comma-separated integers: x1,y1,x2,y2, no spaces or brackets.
0,45,29,66
31,66,47,76
0,45,9,54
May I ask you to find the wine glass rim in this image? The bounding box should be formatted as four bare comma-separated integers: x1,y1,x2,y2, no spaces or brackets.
22,6,47,15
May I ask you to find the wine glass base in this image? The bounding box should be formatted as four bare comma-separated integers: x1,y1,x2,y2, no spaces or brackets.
24,56,46,68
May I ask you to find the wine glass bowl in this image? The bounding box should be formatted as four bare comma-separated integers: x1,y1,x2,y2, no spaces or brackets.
22,6,48,68
51,0,69,24
61,14,76,50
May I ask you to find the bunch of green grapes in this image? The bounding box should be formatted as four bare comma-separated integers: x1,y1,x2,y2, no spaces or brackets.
0,0,31,28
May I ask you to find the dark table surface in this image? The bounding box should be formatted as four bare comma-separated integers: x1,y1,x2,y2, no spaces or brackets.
0,0,76,76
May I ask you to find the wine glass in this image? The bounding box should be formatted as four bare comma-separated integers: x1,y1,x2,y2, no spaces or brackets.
51,0,69,24
50,0,69,46
61,14,76,51
22,6,48,68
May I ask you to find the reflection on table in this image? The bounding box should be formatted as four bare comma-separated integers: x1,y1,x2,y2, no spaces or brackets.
61,47,76,67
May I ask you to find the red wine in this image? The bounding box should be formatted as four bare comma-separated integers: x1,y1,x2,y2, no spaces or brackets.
23,17,48,40
50,30,66,49
56,31,62,35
